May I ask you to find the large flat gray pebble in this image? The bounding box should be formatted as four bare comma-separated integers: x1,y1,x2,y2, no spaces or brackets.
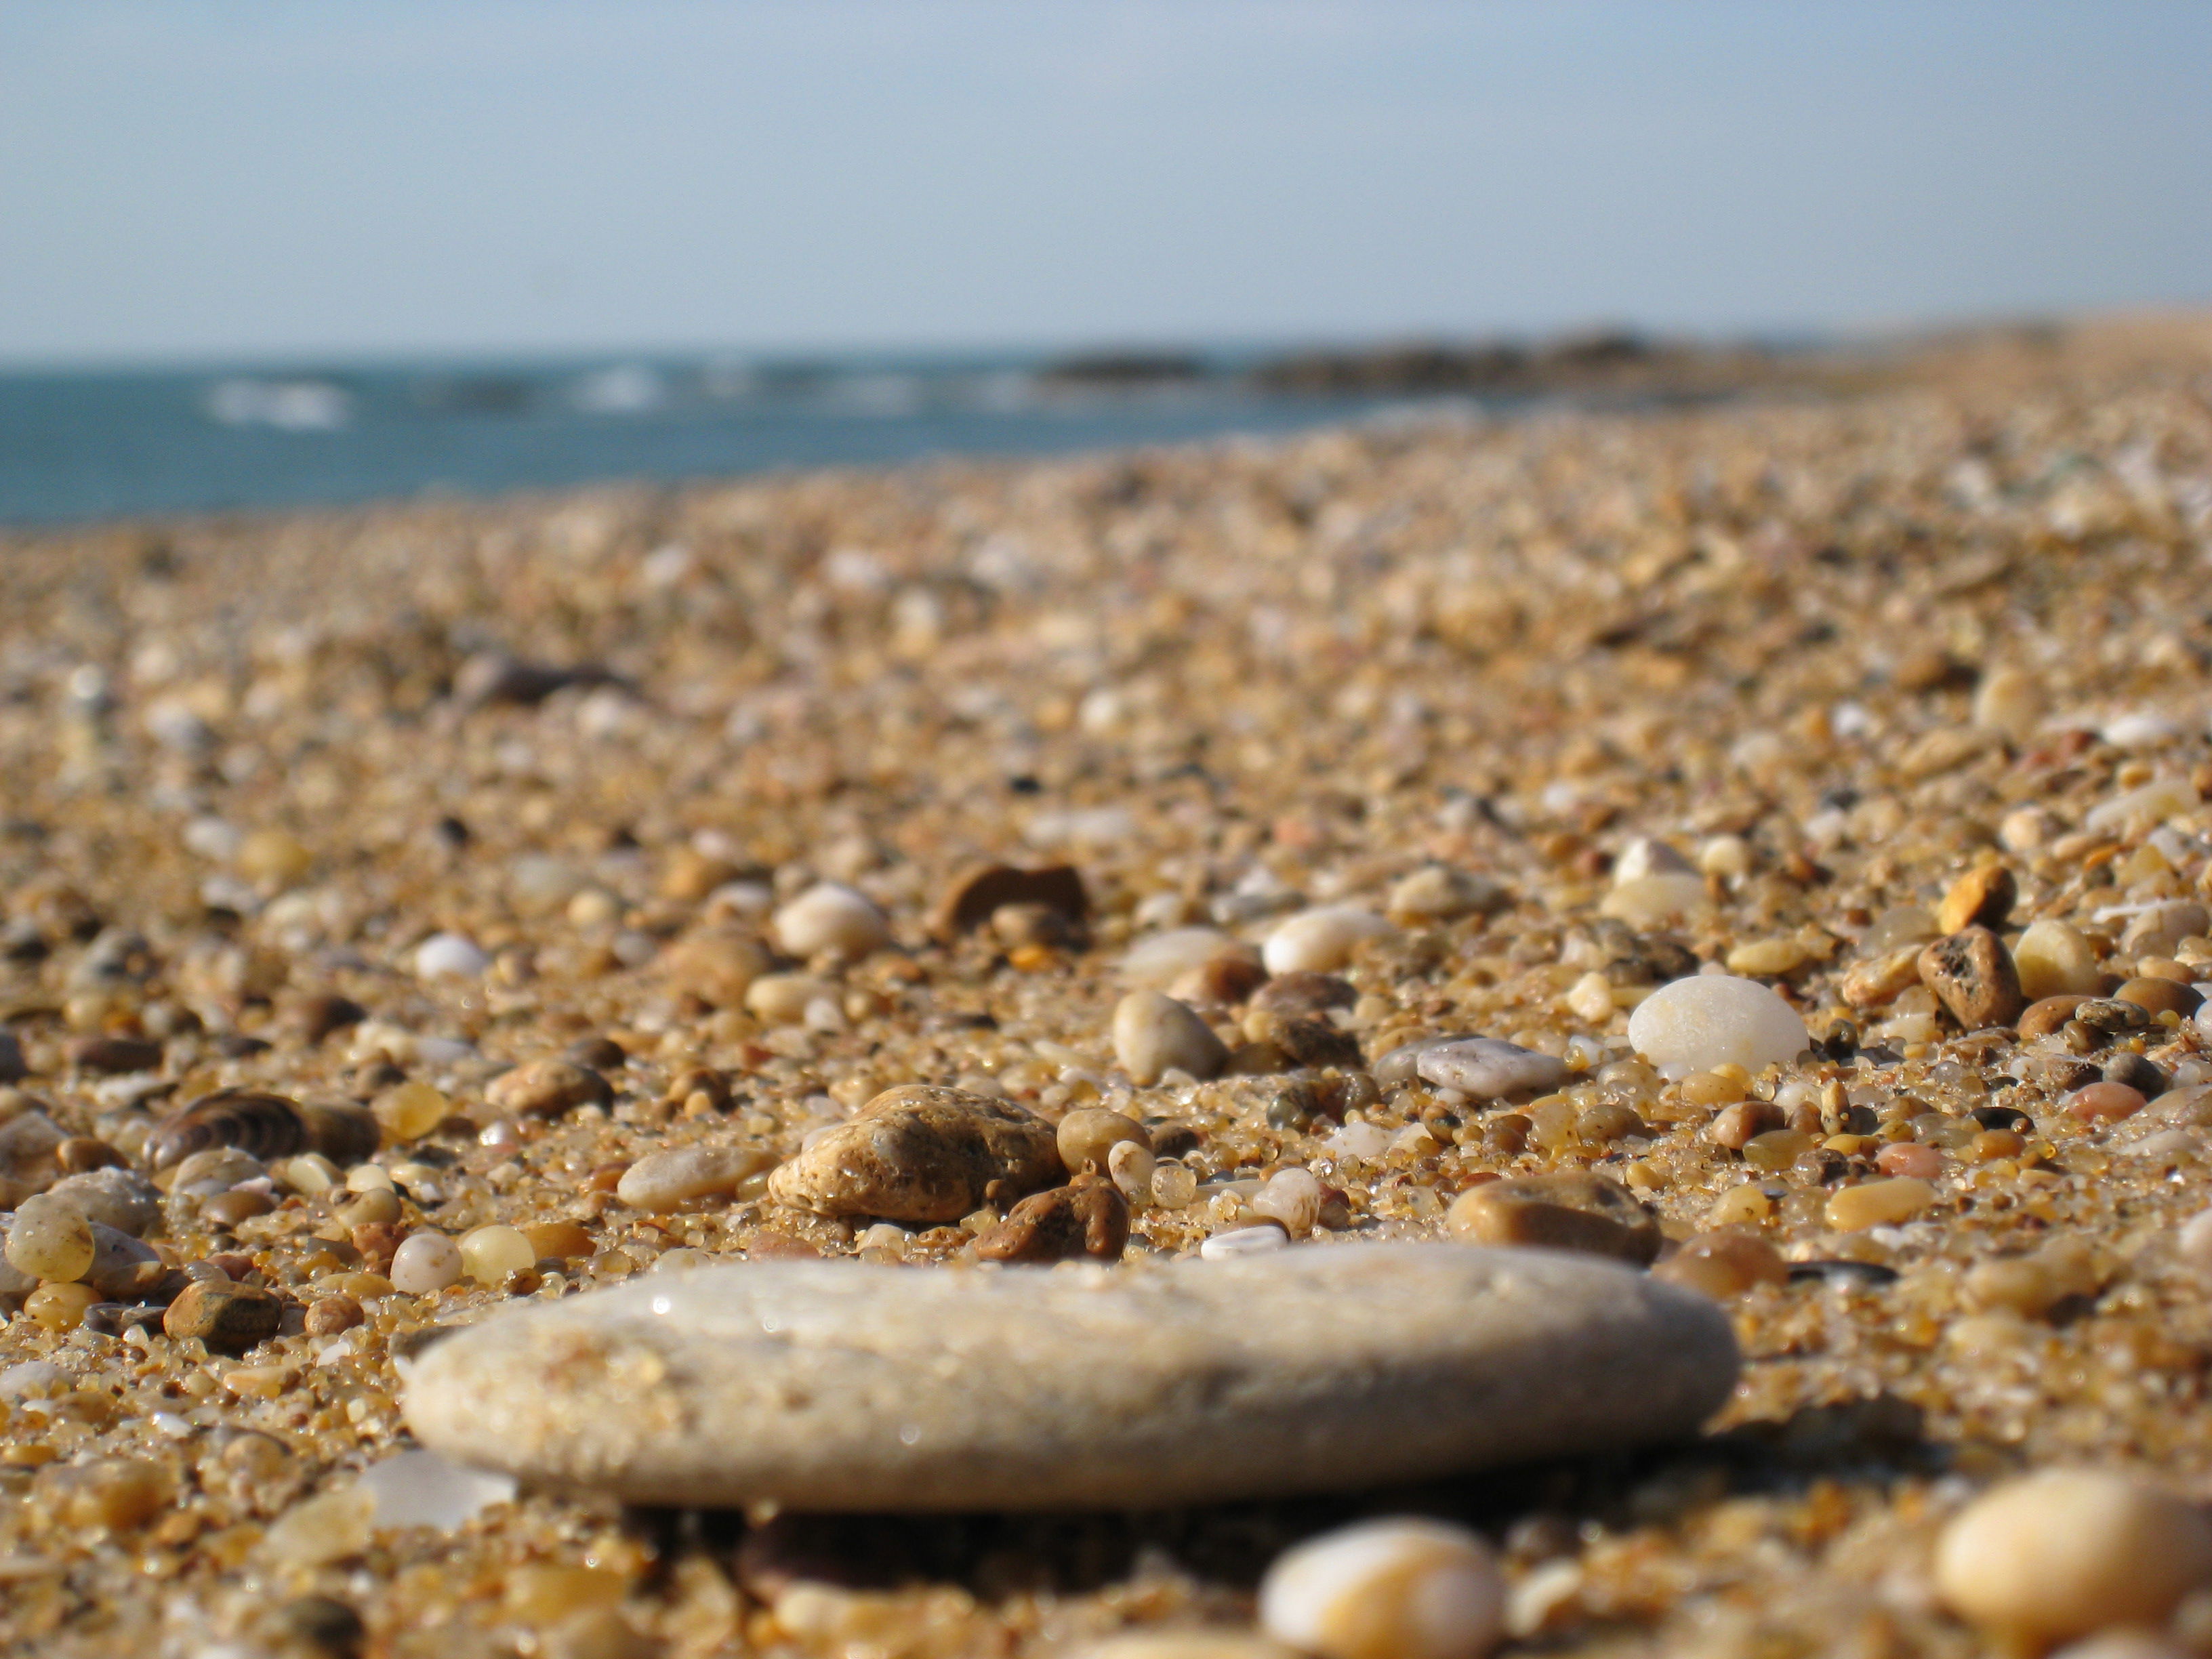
404,1243,1736,1511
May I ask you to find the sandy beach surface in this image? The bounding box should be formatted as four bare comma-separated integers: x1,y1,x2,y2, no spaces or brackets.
3,314,2212,1657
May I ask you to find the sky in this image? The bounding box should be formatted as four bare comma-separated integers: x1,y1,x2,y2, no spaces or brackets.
1,1,2208,368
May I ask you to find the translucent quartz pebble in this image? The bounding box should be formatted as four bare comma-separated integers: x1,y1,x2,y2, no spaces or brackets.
414,932,490,980
356,1448,517,1532
1627,975,1809,1073
1416,1039,1568,1099
406,1245,1740,1511
1263,907,1391,976
1260,1516,1505,1659
771,882,889,960
458,1225,535,1286
1612,838,1696,884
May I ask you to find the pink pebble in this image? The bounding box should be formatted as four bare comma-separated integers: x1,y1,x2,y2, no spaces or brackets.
2066,1082,2146,1122
1875,1141,1945,1179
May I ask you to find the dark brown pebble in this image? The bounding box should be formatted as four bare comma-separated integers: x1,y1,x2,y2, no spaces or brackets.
273,1595,365,1659
1250,970,1359,1018
929,863,1089,941
0,1029,23,1083
1246,1009,1363,1069
1147,1120,1204,1159
213,1033,272,1059
1708,1101,1786,1151
53,1136,124,1173
565,1035,628,1071
2102,1052,2169,1095
163,1282,283,1353
974,1172,1129,1263
68,1035,163,1075
293,994,369,1044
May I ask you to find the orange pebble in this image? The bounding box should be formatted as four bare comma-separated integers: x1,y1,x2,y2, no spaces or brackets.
2066,1082,2146,1122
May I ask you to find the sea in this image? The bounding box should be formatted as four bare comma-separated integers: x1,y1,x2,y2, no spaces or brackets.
0,352,1452,529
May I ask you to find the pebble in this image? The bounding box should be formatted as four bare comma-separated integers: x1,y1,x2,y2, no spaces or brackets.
1918,927,2025,1029
1824,1178,1936,1231
1933,1469,2212,1647
390,1232,464,1294
163,1282,283,1353
1598,874,1710,926
975,1172,1129,1263
2068,1082,2147,1122
771,883,890,960
46,1167,159,1237
305,1294,365,1337
1056,1108,1151,1175
1651,1232,1787,1298
404,1244,1739,1509
1251,970,1358,1019
1262,907,1391,976
1626,976,1809,1073
1613,838,1697,883
2116,975,2202,1018
616,1144,775,1211
459,1226,537,1286
414,932,491,980
930,863,1088,940
485,1060,613,1120
1445,1174,1660,1264
373,1081,450,1142
766,1085,1062,1223
2013,918,2104,1001
1936,864,2016,935
0,1030,20,1084
1113,991,1229,1086
4,1193,94,1282
1248,1168,1325,1235
66,1035,163,1076
1107,1139,1156,1202
659,929,772,1006
1258,1516,1504,1659
1385,866,1504,923
1120,927,1254,989
1200,1222,1290,1258
2020,994,2092,1040
1415,1039,1568,1100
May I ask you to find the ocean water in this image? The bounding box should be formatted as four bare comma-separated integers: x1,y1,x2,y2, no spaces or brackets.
0,353,1437,528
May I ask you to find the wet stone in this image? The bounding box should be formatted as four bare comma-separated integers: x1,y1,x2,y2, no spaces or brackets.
405,1244,1739,1510
974,1172,1130,1263
163,1281,283,1353
766,1085,1063,1224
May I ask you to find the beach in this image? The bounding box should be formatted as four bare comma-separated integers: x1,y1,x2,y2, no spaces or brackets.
2,313,2212,1656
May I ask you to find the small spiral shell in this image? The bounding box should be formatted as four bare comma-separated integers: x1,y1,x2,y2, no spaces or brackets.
147,1091,310,1171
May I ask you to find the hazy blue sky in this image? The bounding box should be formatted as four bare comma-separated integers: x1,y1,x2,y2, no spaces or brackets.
2,1,2207,367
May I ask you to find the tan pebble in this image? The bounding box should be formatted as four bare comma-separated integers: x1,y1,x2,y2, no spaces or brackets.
31,1456,172,1530
24,1282,98,1331
1934,1469,2212,1647
1446,1172,1660,1264
525,1221,597,1261
53,1136,123,1174
1938,864,2017,935
5,1193,94,1282
1919,928,2025,1029
1841,946,1927,1009
486,1059,613,1119
304,1294,365,1336
202,1189,274,1228
1259,1515,1504,1659
237,828,314,888
1057,1107,1150,1174
766,1085,1062,1223
2116,976,2202,1018
1973,665,2045,737
1262,906,1391,976
1386,865,1505,923
1652,1232,1786,1298
2015,919,2105,1001
1724,937,1810,977
975,1171,1129,1263
659,929,772,1006
1113,990,1229,1086
1708,1185,1774,1226
616,1144,774,1210
163,1281,284,1353
372,1081,449,1142
2020,995,2092,1040
1824,1178,1936,1231
339,1188,403,1227
460,1225,537,1285
1875,1142,1944,1179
